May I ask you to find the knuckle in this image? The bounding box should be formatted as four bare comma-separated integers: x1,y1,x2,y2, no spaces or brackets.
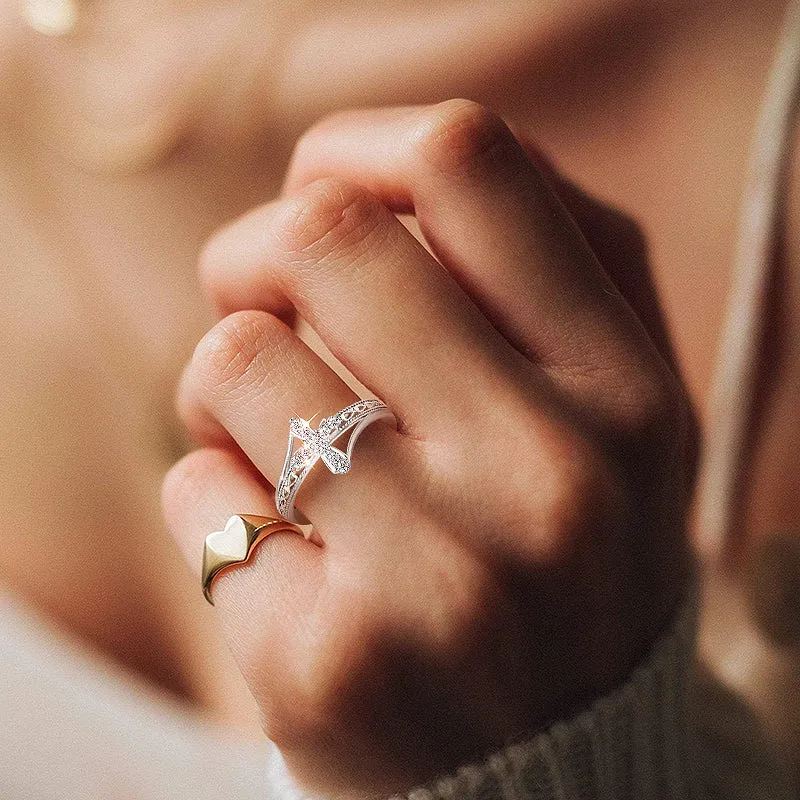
273,177,385,267
161,447,236,519
161,452,205,516
289,114,340,165
535,433,622,560
617,359,686,442
192,310,289,403
288,124,319,169
279,675,347,748
622,364,698,490
423,547,504,656
197,227,227,291
410,99,516,176
196,224,243,308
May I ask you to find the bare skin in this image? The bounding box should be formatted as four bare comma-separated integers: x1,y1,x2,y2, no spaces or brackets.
0,0,797,777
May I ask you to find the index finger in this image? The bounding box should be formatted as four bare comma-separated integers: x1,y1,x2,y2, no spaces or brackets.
279,100,671,425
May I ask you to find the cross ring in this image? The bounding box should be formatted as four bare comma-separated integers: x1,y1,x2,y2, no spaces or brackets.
275,399,396,524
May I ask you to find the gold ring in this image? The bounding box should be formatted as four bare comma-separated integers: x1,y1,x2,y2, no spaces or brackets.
201,514,304,604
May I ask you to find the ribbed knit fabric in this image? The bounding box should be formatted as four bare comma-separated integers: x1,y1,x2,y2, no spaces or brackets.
265,586,700,800
389,588,700,800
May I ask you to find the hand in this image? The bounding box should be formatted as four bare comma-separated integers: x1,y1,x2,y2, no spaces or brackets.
163,100,695,800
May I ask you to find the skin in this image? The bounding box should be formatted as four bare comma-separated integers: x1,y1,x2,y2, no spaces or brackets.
165,101,695,797
0,0,798,788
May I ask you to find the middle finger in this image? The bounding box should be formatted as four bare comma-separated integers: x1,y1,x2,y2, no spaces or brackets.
181,309,408,536
199,177,529,439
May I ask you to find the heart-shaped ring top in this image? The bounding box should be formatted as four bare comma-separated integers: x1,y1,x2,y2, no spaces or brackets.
201,515,304,604
205,515,250,563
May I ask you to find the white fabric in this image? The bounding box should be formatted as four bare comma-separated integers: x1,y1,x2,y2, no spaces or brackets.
0,592,273,800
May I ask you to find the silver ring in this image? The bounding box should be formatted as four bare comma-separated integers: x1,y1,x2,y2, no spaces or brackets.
275,399,396,524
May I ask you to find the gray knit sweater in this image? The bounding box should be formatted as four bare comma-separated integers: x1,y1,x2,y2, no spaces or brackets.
265,586,792,800
393,590,698,800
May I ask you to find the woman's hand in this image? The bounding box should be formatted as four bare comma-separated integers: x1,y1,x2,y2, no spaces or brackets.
163,100,694,800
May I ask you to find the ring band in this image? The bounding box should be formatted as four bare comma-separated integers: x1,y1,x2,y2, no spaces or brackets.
202,514,304,604
276,399,396,524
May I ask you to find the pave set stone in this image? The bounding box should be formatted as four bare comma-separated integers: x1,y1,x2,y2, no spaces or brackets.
276,399,386,516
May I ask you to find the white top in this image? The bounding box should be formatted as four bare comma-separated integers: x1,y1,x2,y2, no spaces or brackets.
0,590,271,800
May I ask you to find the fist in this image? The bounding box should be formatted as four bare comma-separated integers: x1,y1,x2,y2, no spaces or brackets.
163,100,694,799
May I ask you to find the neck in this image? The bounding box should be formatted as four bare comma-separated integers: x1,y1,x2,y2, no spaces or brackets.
0,122,285,725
